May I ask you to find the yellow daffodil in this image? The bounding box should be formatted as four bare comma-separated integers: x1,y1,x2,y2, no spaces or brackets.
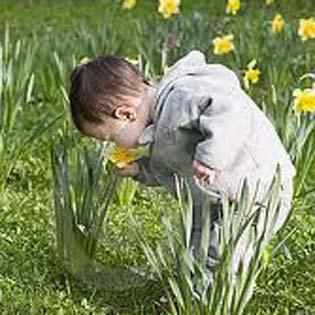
158,0,181,19
293,82,315,113
266,0,276,5
122,0,136,10
212,34,235,55
243,59,261,89
298,18,315,41
163,64,170,75
272,14,285,34
226,0,241,15
125,57,138,65
78,57,90,66
108,144,148,168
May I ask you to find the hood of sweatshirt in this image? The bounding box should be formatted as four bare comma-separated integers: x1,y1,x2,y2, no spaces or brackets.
137,49,240,145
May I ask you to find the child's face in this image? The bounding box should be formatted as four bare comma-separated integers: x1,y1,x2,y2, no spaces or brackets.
81,94,145,148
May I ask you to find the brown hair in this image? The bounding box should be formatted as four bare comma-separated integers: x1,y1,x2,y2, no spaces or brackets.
69,54,150,132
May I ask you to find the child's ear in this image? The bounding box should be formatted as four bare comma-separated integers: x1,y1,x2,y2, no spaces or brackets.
113,105,137,121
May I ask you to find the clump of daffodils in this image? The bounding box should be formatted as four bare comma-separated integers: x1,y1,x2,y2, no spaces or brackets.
293,82,315,113
122,0,136,9
158,0,181,19
212,34,235,55
243,59,261,90
108,143,148,168
266,0,276,5
271,14,285,34
298,18,315,41
226,0,241,15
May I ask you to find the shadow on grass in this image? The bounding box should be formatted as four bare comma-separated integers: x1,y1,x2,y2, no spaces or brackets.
48,253,168,314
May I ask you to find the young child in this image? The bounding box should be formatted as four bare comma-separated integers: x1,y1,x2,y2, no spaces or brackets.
69,50,296,300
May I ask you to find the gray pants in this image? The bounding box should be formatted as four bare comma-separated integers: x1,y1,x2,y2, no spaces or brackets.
189,197,292,303
189,201,221,290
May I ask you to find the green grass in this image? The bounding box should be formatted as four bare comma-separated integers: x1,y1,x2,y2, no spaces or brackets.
0,0,314,314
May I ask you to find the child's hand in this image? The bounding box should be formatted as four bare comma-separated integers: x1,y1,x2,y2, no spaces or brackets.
192,159,216,186
114,161,140,177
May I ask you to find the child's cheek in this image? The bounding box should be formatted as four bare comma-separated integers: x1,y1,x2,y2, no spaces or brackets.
114,127,138,148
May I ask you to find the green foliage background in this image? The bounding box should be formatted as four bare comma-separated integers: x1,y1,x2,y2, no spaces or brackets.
0,0,314,314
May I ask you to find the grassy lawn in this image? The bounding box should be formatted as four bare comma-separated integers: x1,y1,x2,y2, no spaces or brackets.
0,0,314,314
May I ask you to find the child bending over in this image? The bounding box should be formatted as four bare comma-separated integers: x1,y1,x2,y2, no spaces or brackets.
68,50,296,300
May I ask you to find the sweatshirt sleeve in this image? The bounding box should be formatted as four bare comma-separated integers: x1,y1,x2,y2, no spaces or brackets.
131,156,162,187
192,89,251,172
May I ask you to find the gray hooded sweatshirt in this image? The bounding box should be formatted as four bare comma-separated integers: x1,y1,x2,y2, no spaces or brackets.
134,50,296,224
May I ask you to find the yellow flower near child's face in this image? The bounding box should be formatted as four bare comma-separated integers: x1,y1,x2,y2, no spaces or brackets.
298,18,315,41
226,0,241,15
293,83,315,113
158,0,181,19
272,14,285,34
122,0,136,10
243,59,261,90
266,0,276,5
108,144,147,168
212,34,235,55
